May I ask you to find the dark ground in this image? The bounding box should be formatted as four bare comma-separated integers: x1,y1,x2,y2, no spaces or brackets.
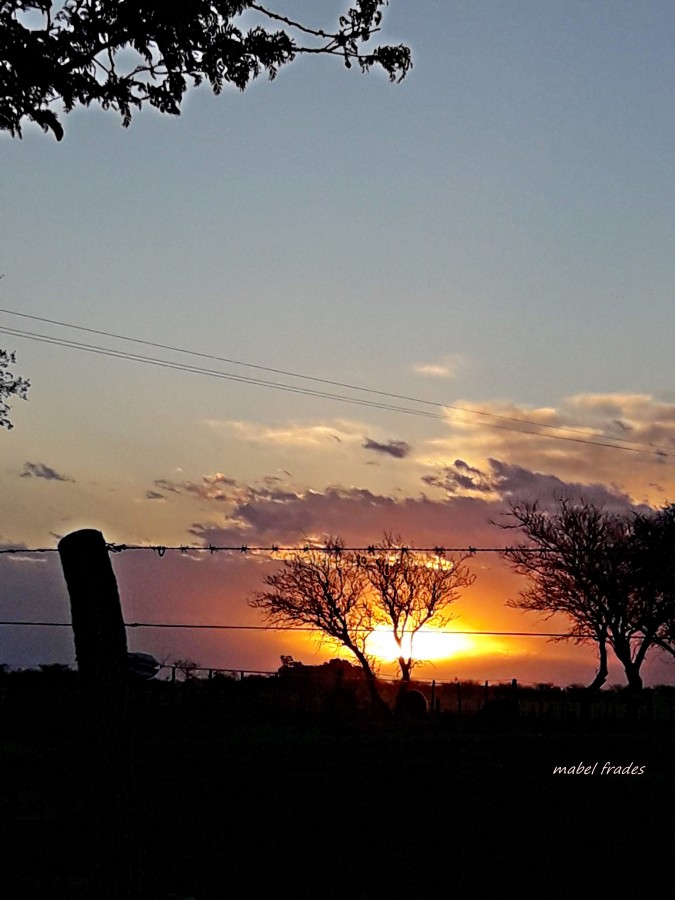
2,677,674,898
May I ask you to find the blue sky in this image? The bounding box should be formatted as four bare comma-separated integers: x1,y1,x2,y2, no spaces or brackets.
1,1,675,682
4,0,675,411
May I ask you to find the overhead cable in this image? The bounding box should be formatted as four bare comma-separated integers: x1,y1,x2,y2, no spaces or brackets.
0,308,675,456
0,620,586,638
1,320,672,458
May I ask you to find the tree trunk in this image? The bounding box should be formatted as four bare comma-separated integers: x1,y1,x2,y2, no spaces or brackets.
398,656,412,682
587,638,608,692
352,647,389,716
611,636,644,692
623,661,644,692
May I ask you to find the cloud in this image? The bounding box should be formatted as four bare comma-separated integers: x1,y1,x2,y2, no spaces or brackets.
215,419,363,448
422,457,637,510
565,393,675,450
362,438,412,459
154,478,181,494
149,471,302,510
203,472,237,486
412,355,463,379
20,462,74,483
422,393,675,506
422,459,492,495
152,475,236,502
188,484,490,549
0,539,28,551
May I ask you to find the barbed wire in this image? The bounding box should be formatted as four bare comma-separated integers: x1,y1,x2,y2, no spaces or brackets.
0,543,560,556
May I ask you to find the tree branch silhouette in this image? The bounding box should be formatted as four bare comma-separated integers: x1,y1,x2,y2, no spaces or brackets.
1,1,412,141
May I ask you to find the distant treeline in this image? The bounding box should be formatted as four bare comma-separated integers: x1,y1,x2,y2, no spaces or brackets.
3,660,675,737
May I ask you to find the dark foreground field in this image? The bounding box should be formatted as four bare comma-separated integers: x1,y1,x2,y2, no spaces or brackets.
3,679,674,899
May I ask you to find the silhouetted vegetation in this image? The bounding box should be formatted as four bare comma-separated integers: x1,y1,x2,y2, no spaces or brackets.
358,533,475,681
250,536,475,705
0,347,30,429
1,0,412,141
629,502,675,659
498,498,675,692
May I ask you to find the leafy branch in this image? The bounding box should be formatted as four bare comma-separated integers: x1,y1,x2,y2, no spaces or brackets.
1,1,412,141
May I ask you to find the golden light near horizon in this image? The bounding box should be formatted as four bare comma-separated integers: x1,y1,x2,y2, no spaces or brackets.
365,624,479,663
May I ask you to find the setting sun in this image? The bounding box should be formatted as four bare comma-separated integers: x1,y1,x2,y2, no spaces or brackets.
365,625,478,663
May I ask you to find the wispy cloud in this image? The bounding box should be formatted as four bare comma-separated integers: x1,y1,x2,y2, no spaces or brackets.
217,419,363,448
154,478,181,494
149,471,301,509
20,462,74,483
412,355,463,379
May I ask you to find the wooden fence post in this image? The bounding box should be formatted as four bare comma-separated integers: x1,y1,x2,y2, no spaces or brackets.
58,528,152,898
58,529,128,702
511,678,519,719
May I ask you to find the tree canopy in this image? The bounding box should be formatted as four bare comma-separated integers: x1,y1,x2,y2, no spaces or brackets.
251,540,378,682
359,534,475,682
498,498,675,691
250,536,476,704
627,503,675,661
1,0,412,141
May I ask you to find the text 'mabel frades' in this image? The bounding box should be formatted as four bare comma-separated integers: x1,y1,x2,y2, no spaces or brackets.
553,761,645,776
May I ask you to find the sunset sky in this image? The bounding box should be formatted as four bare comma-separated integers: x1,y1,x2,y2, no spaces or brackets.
2,0,675,686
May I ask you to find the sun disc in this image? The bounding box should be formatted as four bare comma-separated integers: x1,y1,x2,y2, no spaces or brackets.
365,625,476,662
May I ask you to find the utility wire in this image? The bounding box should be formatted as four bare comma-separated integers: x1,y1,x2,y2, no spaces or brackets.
0,620,581,638
2,324,671,457
1,308,672,457
0,306,608,433
0,325,440,421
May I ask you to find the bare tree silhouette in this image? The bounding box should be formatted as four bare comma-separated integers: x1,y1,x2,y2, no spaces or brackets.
498,498,671,691
360,534,475,682
250,535,476,706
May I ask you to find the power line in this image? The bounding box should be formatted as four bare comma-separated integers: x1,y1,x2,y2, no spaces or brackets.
1,308,672,458
0,306,619,433
0,325,439,421
0,620,581,638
